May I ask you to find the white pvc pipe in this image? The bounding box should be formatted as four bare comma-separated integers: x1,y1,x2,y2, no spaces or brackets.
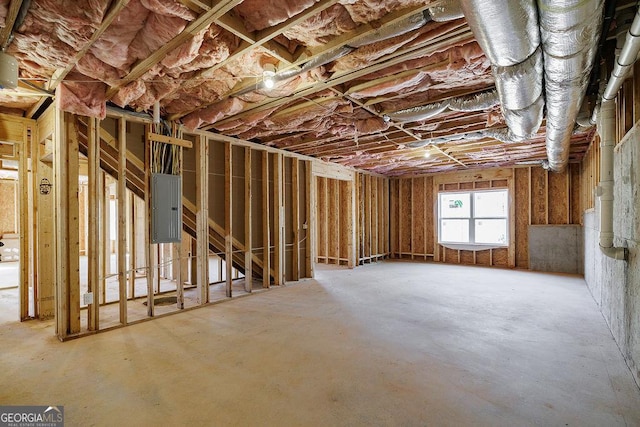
604,8,640,100
596,100,628,260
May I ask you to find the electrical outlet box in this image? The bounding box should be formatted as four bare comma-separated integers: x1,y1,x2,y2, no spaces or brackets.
83,292,94,305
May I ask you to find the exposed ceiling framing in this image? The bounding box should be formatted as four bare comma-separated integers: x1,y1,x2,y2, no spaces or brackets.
0,0,616,175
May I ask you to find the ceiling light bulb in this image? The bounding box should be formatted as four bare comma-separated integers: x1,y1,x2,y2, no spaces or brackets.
424,151,431,158
263,75,275,89
262,64,276,89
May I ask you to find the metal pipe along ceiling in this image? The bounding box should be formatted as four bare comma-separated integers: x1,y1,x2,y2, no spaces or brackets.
388,89,499,123
603,7,640,101
539,0,604,173
459,0,544,141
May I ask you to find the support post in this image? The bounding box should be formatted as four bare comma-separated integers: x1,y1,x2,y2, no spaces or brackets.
54,111,81,338
291,158,300,280
196,135,209,304
273,153,284,285
225,142,233,296
87,118,100,330
262,151,270,287
117,118,127,324
244,147,253,292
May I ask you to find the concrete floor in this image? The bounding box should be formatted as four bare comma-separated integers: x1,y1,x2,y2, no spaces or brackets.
1,261,639,426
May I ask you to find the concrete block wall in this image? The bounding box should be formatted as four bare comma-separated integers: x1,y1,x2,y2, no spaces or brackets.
584,123,640,387
528,225,583,274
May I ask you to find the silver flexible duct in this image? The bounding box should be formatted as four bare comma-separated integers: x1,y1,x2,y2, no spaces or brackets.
460,0,539,66
280,11,431,81
275,46,354,81
406,126,522,148
539,0,604,172
387,89,498,122
387,101,450,122
460,0,544,140
428,0,465,22
448,90,499,111
234,11,434,97
348,11,431,47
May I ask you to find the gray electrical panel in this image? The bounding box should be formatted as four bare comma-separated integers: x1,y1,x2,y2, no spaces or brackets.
151,173,182,243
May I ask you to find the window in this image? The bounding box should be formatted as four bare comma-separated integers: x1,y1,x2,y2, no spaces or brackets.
438,189,508,247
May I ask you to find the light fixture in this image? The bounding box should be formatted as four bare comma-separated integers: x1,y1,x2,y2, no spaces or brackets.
262,64,276,89
424,149,431,158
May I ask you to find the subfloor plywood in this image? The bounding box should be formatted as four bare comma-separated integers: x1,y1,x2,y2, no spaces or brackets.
0,261,639,426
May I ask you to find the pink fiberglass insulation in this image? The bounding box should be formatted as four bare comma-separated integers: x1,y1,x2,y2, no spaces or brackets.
348,71,427,100
345,20,472,85
233,0,320,32
234,97,353,140
0,92,38,110
168,26,239,74
140,0,197,20
161,28,207,70
76,52,124,85
282,4,356,47
164,69,239,114
9,32,77,77
486,108,504,127
112,80,146,107
338,0,429,24
134,76,182,110
57,72,107,118
354,116,389,134
236,68,326,104
212,88,336,134
90,0,150,70
212,106,282,132
7,0,110,77
330,23,429,73
182,97,245,130
129,14,188,61
22,0,110,50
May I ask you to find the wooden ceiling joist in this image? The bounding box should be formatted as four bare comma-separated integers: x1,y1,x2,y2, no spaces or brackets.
0,0,24,48
47,0,131,91
106,0,244,99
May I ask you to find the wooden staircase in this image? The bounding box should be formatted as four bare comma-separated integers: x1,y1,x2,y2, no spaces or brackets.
75,118,271,283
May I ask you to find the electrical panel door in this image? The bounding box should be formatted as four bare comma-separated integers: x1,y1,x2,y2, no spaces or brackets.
151,173,182,243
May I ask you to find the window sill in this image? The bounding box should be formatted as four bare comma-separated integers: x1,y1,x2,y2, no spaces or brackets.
438,243,508,251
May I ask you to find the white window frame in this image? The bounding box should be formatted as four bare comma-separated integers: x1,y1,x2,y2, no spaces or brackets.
438,189,509,249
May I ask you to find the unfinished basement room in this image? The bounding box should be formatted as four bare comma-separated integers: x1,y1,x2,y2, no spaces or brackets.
1,0,640,425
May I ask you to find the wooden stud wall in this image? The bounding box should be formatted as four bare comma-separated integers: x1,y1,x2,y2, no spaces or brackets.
356,173,390,264
7,108,327,339
390,166,581,269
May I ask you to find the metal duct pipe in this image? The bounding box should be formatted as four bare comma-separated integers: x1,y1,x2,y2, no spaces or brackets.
539,0,604,172
280,10,433,80
406,126,521,148
448,89,499,111
603,7,640,101
460,0,544,140
428,0,464,22
240,10,438,96
596,100,628,260
387,89,499,122
275,46,354,81
348,11,431,47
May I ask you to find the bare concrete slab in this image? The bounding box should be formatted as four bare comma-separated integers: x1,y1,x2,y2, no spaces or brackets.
1,261,639,426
